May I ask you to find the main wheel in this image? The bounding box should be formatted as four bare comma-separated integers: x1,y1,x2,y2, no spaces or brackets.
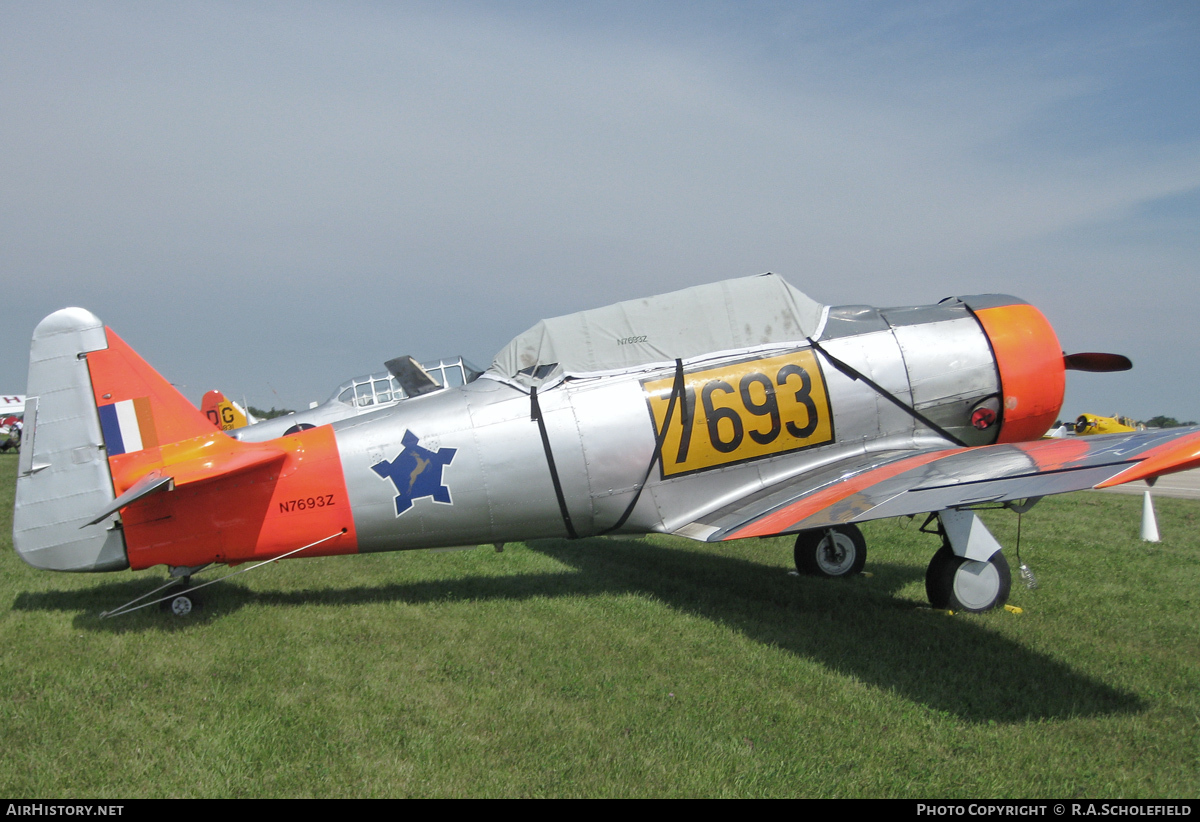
925,545,1011,612
794,525,867,578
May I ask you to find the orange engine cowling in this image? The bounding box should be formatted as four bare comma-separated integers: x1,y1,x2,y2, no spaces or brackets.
964,297,1065,443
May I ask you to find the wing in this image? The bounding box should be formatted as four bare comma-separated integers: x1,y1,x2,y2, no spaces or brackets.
672,426,1200,542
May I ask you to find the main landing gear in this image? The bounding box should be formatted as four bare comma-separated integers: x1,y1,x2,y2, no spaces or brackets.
924,544,1011,613
792,509,1014,612
793,524,867,578
921,508,1012,612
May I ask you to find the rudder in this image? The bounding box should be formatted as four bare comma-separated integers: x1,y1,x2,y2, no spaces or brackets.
13,309,219,571
14,309,128,571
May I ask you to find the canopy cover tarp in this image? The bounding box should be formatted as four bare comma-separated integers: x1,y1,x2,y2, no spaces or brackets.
489,274,826,384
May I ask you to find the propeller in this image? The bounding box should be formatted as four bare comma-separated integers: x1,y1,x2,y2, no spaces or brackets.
1063,352,1132,372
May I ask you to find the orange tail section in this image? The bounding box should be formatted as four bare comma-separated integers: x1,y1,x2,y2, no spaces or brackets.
16,311,358,573
86,328,359,570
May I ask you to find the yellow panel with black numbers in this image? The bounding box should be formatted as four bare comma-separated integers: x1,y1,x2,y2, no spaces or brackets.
642,349,835,478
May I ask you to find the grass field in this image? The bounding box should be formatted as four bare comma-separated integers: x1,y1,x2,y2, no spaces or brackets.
1,451,1197,798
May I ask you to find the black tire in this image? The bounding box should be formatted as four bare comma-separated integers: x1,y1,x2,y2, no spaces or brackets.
925,545,1011,612
794,525,867,578
161,592,200,617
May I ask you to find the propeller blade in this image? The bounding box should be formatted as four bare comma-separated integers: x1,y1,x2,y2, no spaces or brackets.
1063,352,1132,372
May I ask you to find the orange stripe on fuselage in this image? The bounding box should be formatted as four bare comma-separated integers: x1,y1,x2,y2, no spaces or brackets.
724,449,962,540
972,304,1065,443
117,425,358,570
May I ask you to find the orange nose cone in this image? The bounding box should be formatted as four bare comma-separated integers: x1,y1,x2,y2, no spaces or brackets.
972,303,1065,443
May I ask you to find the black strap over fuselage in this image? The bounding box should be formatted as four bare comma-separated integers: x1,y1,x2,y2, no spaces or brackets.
600,358,687,535
529,358,689,540
807,338,969,448
530,385,579,539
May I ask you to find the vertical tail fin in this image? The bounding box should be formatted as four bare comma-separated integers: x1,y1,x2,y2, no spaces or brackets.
13,309,217,571
87,327,217,449
201,389,253,431
15,308,358,574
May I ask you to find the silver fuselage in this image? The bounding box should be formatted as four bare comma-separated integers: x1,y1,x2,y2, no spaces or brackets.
331,302,1000,551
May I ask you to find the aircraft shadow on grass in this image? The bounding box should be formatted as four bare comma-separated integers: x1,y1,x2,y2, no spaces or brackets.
14,535,1141,724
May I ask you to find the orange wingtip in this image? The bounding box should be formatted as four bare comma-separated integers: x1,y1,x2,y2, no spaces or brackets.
1095,430,1200,487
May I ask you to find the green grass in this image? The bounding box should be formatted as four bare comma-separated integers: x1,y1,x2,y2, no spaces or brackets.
1,451,1197,797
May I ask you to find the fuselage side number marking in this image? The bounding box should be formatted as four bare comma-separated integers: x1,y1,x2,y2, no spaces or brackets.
642,350,834,478
278,494,335,514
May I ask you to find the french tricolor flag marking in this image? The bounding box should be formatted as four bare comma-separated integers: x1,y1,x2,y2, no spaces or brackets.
98,397,158,456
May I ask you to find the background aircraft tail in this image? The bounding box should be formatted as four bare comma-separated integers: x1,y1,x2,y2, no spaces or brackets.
12,308,216,571
201,389,255,431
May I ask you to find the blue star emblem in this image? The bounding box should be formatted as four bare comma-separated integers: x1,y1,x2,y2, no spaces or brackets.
371,430,457,517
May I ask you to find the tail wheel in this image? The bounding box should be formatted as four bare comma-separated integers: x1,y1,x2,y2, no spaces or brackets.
160,591,200,617
794,525,867,578
925,545,1011,612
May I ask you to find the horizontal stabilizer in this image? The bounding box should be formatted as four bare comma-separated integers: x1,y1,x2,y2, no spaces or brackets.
18,307,359,575
165,442,286,487
110,436,287,499
86,471,173,526
97,440,286,525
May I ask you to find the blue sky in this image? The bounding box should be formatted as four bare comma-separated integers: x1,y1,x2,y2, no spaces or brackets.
3,1,1197,419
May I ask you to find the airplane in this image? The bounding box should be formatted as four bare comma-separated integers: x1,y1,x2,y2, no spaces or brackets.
1074,413,1141,436
1,394,25,417
1,395,25,454
226,355,482,442
0,416,19,453
199,390,257,432
12,274,1200,618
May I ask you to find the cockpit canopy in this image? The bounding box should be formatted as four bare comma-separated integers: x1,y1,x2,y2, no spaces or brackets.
487,273,826,388
330,357,483,409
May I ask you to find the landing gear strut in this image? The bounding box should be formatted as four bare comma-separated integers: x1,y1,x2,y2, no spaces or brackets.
922,510,1011,612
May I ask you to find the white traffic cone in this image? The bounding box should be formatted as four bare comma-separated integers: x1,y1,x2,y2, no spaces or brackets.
1141,489,1161,543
